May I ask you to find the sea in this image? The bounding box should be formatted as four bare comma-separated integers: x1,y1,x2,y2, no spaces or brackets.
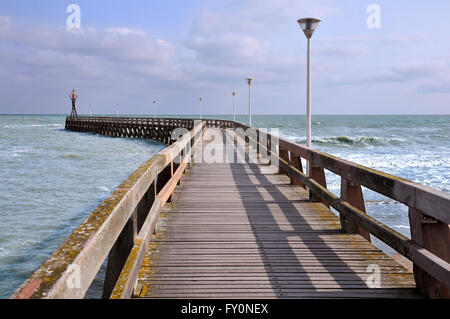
0,114,449,298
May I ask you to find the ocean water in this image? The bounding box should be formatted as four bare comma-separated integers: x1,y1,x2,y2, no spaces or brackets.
0,114,449,298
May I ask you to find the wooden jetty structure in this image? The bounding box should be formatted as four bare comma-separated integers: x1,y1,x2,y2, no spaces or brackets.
12,116,450,299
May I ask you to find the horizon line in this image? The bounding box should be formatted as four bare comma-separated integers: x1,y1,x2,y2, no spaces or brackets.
1,113,449,116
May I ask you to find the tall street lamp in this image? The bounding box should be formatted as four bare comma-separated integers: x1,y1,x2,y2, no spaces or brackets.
199,97,203,120
232,92,236,122
153,100,157,118
297,17,321,175
116,103,119,117
246,78,253,126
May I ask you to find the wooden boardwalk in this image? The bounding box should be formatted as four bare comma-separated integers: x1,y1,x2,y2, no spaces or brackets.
134,131,420,298
16,117,449,299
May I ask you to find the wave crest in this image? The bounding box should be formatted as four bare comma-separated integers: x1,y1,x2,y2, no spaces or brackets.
312,136,406,147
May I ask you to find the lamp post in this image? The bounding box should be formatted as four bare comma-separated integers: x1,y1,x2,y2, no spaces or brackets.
153,100,156,118
232,92,236,122
199,97,203,120
116,103,119,117
89,104,92,116
246,78,253,126
297,17,321,175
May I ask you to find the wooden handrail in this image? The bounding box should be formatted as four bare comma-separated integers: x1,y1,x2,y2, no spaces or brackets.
233,122,449,225
110,149,194,299
12,121,204,299
240,124,450,297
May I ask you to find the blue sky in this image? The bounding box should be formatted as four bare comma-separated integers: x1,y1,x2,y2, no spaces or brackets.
0,0,449,114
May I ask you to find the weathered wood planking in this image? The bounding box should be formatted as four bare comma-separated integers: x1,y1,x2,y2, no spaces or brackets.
135,130,421,299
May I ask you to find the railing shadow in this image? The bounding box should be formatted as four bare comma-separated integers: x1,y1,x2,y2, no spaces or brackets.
225,130,380,298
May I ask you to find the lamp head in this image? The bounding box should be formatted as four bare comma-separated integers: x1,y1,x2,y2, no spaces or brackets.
297,17,321,39
232,92,236,96
246,78,253,85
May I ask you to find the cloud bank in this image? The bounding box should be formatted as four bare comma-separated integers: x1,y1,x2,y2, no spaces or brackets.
0,0,449,114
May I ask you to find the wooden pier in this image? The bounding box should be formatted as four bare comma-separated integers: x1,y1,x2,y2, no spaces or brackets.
12,116,450,299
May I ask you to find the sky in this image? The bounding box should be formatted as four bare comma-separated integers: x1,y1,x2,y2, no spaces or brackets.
0,0,449,115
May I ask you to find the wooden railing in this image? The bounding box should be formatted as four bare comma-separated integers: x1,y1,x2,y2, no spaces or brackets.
109,122,203,298
12,120,204,299
232,122,450,299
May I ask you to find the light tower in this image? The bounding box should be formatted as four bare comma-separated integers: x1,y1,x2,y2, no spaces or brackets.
69,89,78,117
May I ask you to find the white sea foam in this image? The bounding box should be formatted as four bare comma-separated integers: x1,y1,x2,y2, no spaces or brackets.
393,225,410,229
4,124,63,128
98,186,111,192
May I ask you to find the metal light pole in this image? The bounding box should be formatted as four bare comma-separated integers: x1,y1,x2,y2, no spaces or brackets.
153,100,156,118
246,78,253,126
297,17,321,175
199,97,203,120
89,104,92,116
116,103,119,117
232,92,236,122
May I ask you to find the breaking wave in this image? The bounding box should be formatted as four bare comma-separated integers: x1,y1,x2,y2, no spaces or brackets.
311,136,407,147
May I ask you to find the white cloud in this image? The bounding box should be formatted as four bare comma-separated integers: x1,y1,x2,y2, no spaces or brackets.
2,1,448,115
0,22,174,64
186,34,269,66
383,33,426,46
0,16,185,114
327,59,450,96
417,83,450,94
190,0,340,35
183,0,336,86
0,16,11,35
315,35,371,58
105,27,147,37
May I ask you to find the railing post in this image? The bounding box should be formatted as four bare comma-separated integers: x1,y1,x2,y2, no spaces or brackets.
340,177,371,241
102,208,138,299
137,181,156,232
157,164,172,202
409,207,450,298
290,155,305,188
309,165,329,208
279,149,289,174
